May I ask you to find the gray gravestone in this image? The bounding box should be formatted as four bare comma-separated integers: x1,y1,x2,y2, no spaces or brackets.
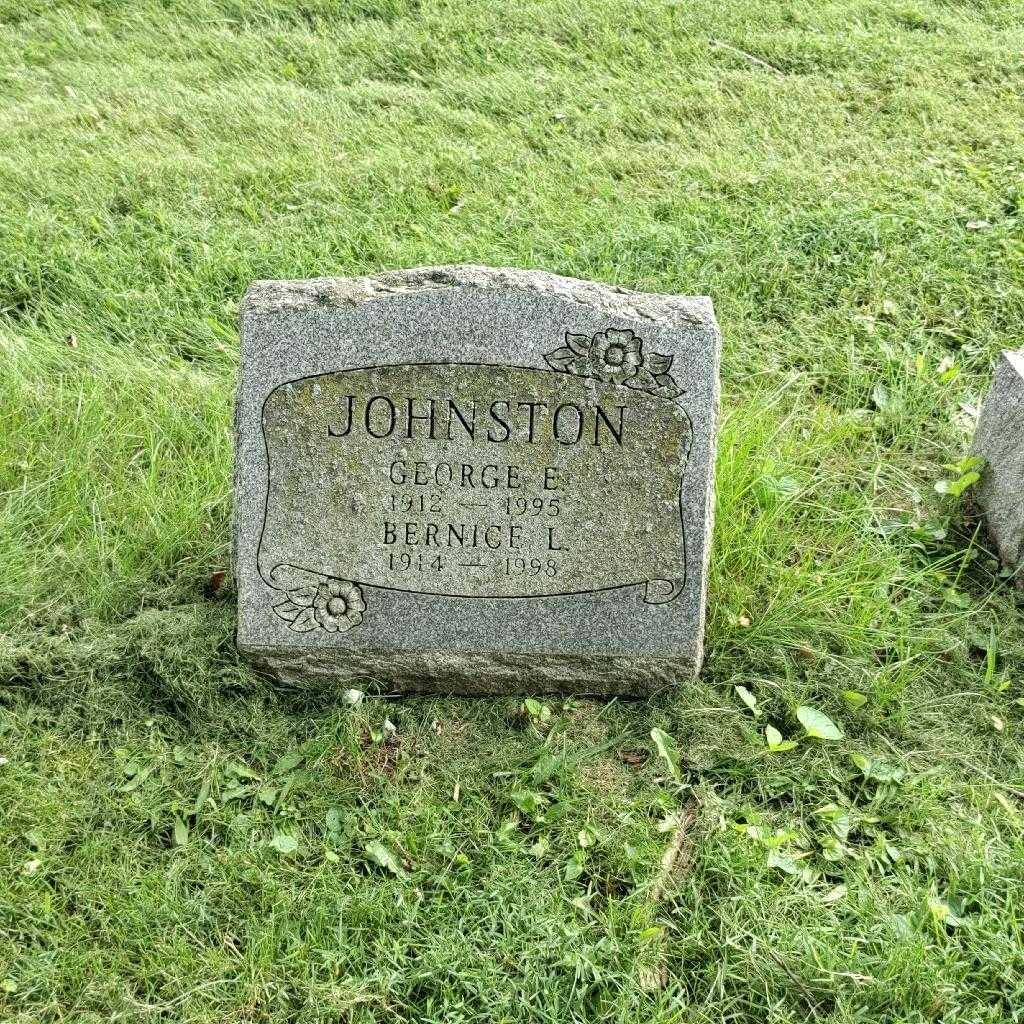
974,349,1024,585
234,266,721,694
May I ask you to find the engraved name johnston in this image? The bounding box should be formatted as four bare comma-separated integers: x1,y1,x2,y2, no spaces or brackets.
258,362,692,633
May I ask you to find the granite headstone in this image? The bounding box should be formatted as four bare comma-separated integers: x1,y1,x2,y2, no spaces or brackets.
234,266,721,694
974,349,1024,586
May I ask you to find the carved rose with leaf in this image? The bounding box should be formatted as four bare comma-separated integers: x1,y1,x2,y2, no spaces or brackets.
543,328,683,401
273,577,366,633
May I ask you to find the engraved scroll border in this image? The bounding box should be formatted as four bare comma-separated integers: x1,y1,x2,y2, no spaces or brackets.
262,330,693,633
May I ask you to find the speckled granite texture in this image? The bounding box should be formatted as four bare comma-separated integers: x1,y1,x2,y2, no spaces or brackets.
234,266,721,694
974,349,1024,586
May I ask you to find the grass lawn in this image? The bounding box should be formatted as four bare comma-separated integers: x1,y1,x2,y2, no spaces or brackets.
2,0,1024,1020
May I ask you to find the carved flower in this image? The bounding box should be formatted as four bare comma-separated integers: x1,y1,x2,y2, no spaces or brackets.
584,328,644,383
312,579,366,632
271,571,369,633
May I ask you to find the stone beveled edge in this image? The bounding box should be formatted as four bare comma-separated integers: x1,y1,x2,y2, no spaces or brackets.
235,265,722,692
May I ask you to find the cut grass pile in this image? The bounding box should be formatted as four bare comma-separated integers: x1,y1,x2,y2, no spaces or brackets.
1,1,1024,1021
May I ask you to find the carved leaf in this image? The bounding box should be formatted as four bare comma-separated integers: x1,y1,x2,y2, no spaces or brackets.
624,368,657,392
651,373,684,399
647,352,674,375
548,330,684,403
287,585,318,607
568,356,596,378
544,347,578,372
273,600,319,631
564,333,593,356
289,607,318,632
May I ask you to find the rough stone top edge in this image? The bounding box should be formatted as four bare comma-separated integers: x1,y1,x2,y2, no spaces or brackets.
241,265,717,329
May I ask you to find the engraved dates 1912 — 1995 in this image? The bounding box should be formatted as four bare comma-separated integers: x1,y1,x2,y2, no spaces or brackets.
257,358,692,633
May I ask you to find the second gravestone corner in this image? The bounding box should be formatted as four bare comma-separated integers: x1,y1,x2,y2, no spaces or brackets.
973,349,1024,586
233,266,721,695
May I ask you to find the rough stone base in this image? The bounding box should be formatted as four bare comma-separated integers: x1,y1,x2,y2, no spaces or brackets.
240,644,686,696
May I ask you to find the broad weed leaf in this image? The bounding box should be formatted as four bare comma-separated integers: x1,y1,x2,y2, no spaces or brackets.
735,685,761,718
564,851,585,881
850,752,904,783
822,884,848,904
650,728,681,781
269,834,298,855
797,706,844,741
363,840,406,877
767,850,801,874
765,725,797,752
173,817,189,846
273,751,304,776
